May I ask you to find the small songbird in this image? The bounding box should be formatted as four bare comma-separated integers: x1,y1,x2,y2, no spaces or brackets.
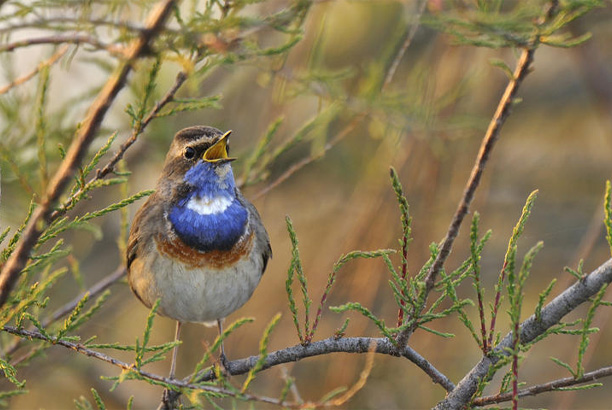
126,126,271,377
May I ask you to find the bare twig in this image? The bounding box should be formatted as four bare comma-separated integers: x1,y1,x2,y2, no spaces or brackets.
46,266,126,326
252,113,366,200
382,0,428,90
0,0,178,308
434,258,612,410
0,17,162,35
0,34,124,56
0,46,68,95
473,365,612,406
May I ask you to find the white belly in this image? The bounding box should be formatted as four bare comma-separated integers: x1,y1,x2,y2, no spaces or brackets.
129,242,263,323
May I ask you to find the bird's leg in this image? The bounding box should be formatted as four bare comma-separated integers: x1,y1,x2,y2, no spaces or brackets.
217,318,230,372
161,321,183,409
169,321,182,379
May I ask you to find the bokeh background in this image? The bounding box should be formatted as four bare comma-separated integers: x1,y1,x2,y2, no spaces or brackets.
2,0,612,408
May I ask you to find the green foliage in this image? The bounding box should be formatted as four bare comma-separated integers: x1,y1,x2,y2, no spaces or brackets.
605,180,612,255
285,216,307,344
0,357,26,389
389,167,412,326
330,302,396,342
424,0,602,49
133,300,177,370
241,313,282,392
240,116,283,186
285,215,393,344
190,317,254,381
91,388,106,410
469,212,492,351
576,284,607,378
488,190,538,345
1,199,35,263
565,259,585,280
58,290,111,339
535,278,557,323
1,267,67,328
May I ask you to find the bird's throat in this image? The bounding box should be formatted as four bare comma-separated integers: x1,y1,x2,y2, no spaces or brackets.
168,194,248,252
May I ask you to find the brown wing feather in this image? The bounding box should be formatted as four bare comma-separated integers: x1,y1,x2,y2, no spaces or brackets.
236,190,272,275
126,193,165,306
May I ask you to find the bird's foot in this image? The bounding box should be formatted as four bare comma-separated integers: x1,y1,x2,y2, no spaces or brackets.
161,388,180,410
217,352,231,378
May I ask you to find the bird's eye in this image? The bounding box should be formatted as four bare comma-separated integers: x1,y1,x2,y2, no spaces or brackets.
184,147,196,159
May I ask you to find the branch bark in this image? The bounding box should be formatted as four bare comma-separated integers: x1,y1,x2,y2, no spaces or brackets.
0,0,178,308
473,364,612,406
2,325,292,408
434,258,612,410
159,336,454,405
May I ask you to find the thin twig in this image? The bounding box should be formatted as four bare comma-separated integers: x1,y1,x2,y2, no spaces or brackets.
252,113,366,200
3,324,452,407
2,266,126,361
396,45,537,348
382,0,428,90
472,365,612,406
0,34,124,56
434,258,612,409
1,326,300,408
0,17,163,35
0,0,178,308
0,46,68,95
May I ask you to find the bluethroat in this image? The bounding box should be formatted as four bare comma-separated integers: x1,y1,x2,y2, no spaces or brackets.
127,126,272,377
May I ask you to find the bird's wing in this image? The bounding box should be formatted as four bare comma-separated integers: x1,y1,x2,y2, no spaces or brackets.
236,191,272,274
127,194,162,272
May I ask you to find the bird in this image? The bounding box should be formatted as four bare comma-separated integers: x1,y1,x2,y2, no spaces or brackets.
126,125,272,379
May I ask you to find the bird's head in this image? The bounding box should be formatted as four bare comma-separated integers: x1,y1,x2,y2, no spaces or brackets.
158,126,237,199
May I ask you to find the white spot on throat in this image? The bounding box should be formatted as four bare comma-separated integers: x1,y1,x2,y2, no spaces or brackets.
187,195,233,215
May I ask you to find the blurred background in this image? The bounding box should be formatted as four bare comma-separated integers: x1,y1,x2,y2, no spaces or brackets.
1,0,612,408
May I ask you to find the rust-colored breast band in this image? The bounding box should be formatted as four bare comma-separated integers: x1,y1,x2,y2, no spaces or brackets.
155,229,254,270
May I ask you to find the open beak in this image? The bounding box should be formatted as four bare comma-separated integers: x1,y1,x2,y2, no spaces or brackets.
202,130,236,163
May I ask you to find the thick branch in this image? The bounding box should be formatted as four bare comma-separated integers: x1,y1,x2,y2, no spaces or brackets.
0,0,177,308
163,336,455,405
434,258,612,410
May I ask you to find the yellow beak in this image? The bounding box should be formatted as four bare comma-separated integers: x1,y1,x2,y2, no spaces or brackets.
202,130,236,163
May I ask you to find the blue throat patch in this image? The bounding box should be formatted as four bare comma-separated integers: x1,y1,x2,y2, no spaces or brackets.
168,161,248,252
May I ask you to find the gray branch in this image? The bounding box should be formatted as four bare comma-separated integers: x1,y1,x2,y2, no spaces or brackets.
435,258,612,410
162,336,455,406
